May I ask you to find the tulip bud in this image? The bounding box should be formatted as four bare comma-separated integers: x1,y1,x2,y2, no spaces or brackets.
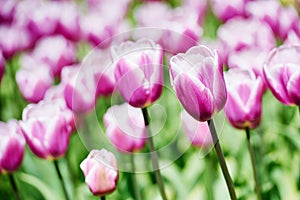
0,120,25,174
16,54,54,103
103,103,146,152
169,45,227,121
32,35,76,76
80,149,118,196
225,69,264,129
181,110,212,148
20,99,74,159
61,65,96,113
263,45,300,106
112,39,163,108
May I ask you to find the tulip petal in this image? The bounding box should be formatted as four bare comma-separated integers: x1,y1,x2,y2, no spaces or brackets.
287,71,300,105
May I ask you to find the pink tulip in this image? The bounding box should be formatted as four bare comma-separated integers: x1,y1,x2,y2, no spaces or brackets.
182,0,207,24
20,99,74,159
246,0,299,39
44,84,65,100
0,51,4,83
0,24,33,59
211,0,248,22
103,103,146,152
181,110,212,148
0,0,17,23
80,149,118,196
263,45,300,106
32,35,76,76
169,45,227,122
217,17,275,63
0,120,25,173
227,48,269,79
225,69,264,129
112,39,163,108
16,54,54,103
284,31,300,46
61,65,96,113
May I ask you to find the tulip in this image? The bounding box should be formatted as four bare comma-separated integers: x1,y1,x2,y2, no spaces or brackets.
263,45,300,106
211,0,248,22
32,35,76,76
80,149,118,196
169,45,227,121
16,54,54,103
0,51,4,83
61,65,96,113
112,39,163,108
182,0,207,24
225,69,264,129
246,0,298,39
0,0,17,23
181,110,212,148
217,17,275,63
20,99,74,159
44,84,65,101
103,103,146,152
284,31,300,46
0,120,25,173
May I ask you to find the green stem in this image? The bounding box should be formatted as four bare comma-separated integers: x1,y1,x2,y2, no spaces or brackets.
142,107,168,200
130,154,142,200
8,174,21,200
204,153,214,200
54,160,70,200
245,127,262,200
207,119,237,200
100,196,106,200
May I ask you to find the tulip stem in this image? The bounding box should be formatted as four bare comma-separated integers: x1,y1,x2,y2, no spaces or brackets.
130,154,142,200
245,127,262,200
207,119,237,200
53,160,70,200
8,174,21,200
204,153,214,200
100,196,106,200
142,107,168,200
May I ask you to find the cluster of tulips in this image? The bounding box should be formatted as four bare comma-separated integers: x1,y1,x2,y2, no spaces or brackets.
1,0,300,199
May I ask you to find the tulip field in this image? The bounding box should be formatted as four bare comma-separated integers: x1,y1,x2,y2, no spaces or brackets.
1,0,300,200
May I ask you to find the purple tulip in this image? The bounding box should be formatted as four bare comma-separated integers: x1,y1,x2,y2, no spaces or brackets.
16,54,54,103
55,1,81,41
217,17,275,63
0,0,17,23
225,69,264,129
0,24,33,59
246,0,299,39
0,51,4,83
32,35,76,76
169,45,227,122
20,99,74,159
112,39,163,108
61,65,96,113
263,45,300,106
80,149,118,196
211,0,248,22
103,103,146,152
181,110,212,148
0,120,25,173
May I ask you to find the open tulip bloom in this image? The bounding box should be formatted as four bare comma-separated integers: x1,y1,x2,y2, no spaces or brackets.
263,45,300,106
112,38,163,108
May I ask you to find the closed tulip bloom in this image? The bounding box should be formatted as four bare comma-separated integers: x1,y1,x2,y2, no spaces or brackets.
80,149,118,196
32,35,76,76
169,45,227,122
16,54,54,103
112,39,163,108
211,0,248,22
61,65,96,113
103,103,146,152
225,69,264,129
263,45,300,106
20,99,74,159
181,110,212,148
0,120,25,173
